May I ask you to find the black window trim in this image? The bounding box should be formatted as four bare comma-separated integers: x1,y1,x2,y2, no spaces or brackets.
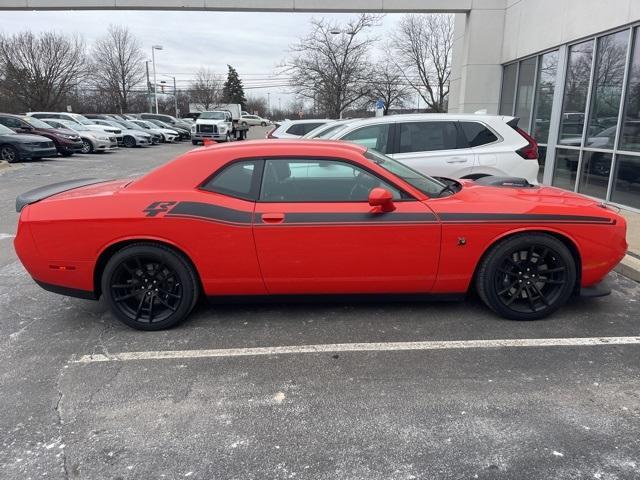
390,119,468,154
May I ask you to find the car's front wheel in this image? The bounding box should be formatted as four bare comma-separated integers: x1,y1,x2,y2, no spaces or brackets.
261,122,267,127
0,145,18,163
476,233,576,320
80,140,93,154
123,136,136,148
101,243,199,330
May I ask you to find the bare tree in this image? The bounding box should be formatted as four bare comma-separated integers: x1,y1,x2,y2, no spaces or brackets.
245,95,268,116
369,58,412,115
390,15,454,112
285,14,380,118
92,25,146,113
189,67,222,110
0,31,87,112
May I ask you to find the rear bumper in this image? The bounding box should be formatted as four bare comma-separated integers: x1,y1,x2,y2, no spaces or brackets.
35,280,97,300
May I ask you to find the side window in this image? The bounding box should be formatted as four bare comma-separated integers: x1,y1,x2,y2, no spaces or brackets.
286,123,321,136
398,121,460,153
201,160,259,200
260,159,402,202
0,117,18,128
341,124,391,154
460,121,499,147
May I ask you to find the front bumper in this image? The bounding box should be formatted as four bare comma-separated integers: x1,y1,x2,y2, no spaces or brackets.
18,145,58,159
580,278,611,297
94,138,118,151
192,132,227,141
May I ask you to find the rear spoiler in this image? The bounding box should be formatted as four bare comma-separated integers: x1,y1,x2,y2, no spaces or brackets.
506,117,520,129
16,178,106,212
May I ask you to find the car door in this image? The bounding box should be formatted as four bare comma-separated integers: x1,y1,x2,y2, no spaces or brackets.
388,121,476,178
252,157,441,294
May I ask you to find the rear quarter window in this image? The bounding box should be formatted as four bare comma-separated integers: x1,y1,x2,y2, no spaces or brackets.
201,161,260,200
460,121,499,147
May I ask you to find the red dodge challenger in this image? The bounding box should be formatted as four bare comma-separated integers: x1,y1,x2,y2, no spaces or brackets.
14,140,627,330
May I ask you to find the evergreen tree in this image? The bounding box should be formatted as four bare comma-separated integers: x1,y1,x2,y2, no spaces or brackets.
222,65,247,108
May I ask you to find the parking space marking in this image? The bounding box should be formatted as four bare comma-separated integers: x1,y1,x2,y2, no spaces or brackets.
73,336,640,363
0,234,15,240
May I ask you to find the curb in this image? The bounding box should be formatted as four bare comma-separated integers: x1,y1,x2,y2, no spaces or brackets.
614,254,640,283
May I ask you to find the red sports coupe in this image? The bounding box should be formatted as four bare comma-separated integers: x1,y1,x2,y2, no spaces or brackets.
14,140,627,330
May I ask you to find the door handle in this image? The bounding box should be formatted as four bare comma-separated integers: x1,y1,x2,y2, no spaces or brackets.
262,213,285,224
446,157,468,164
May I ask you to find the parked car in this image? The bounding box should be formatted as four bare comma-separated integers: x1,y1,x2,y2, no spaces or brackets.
129,120,179,143
91,119,154,147
146,119,190,141
321,114,540,184
191,110,233,144
27,112,123,144
111,119,160,145
0,123,57,163
238,114,271,127
13,140,626,330
302,118,356,139
0,114,83,157
267,119,333,139
137,113,192,133
41,119,118,154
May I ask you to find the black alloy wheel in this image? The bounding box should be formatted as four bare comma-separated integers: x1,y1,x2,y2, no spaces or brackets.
80,139,93,154
0,145,18,163
476,233,576,320
102,244,199,330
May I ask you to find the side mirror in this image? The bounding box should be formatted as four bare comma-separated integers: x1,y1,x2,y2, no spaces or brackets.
368,187,395,212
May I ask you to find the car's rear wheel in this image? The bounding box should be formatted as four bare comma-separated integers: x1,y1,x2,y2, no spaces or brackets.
101,243,199,331
261,122,267,127
0,145,18,163
123,136,136,148
476,233,576,320
80,140,93,154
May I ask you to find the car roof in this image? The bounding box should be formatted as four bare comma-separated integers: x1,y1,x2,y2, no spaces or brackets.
188,138,366,154
343,113,514,127
280,118,333,125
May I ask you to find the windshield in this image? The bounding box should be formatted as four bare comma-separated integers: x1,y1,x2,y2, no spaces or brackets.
21,117,51,129
199,112,226,120
316,123,351,139
120,120,142,130
58,120,89,131
0,124,16,135
132,121,150,129
69,113,93,125
364,149,446,197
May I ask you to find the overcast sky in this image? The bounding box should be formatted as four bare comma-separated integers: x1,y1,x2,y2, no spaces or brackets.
0,10,408,109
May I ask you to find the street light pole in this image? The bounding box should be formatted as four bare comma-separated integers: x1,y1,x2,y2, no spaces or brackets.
151,45,163,114
145,60,152,113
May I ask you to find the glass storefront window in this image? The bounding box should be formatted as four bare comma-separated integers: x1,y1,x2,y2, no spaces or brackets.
586,30,629,149
559,40,594,145
610,154,640,209
515,57,537,132
577,151,613,199
620,28,640,152
499,63,518,115
532,50,558,144
552,148,579,191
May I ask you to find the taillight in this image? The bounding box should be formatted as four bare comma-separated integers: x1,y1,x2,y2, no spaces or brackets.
514,127,538,160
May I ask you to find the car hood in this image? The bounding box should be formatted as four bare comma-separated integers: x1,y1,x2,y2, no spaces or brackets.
196,119,226,126
5,133,52,143
428,180,618,221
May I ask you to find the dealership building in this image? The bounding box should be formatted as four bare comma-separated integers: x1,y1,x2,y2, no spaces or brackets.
3,0,640,211
448,0,640,212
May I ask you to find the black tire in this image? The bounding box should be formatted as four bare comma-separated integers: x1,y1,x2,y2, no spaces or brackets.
192,140,199,145
101,243,199,331
60,151,74,157
123,136,136,148
241,121,248,127
80,140,93,154
261,122,267,127
0,145,19,163
475,233,576,320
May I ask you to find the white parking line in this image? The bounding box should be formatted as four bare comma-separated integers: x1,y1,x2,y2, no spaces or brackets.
73,336,640,364
0,233,15,240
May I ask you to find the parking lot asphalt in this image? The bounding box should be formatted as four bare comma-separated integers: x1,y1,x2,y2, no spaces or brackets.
1,129,639,480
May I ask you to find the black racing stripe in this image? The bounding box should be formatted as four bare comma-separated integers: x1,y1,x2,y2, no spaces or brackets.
438,213,615,224
165,201,252,224
275,212,438,224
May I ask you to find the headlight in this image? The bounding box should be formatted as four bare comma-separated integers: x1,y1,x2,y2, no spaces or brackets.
219,125,227,132
190,126,195,132
96,135,110,141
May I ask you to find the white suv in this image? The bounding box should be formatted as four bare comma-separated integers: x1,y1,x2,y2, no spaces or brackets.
320,114,540,184
267,119,333,139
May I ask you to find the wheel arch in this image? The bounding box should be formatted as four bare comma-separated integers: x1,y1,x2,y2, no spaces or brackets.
470,228,583,293
93,237,203,298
